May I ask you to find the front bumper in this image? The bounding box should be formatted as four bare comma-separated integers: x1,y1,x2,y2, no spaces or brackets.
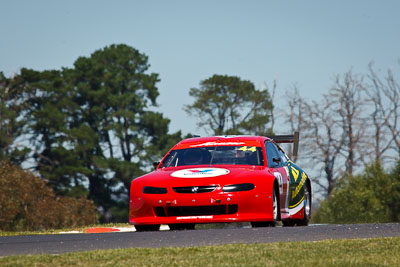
129,190,274,225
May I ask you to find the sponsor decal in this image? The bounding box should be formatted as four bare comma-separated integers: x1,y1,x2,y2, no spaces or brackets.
289,198,304,215
237,146,257,152
171,168,230,178
190,142,245,147
214,135,241,138
289,195,304,209
291,166,300,182
292,172,307,199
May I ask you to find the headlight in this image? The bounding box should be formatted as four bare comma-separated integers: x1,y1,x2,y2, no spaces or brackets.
222,183,255,192
142,186,167,194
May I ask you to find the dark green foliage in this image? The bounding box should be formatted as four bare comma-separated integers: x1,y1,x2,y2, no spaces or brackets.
12,68,84,195
66,44,181,221
185,74,273,135
0,72,30,165
389,159,400,221
312,161,400,223
0,161,97,231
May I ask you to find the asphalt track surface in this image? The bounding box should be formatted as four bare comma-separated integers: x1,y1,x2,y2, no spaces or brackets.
1,223,400,256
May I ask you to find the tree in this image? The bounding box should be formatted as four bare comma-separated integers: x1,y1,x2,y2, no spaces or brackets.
185,74,273,135
0,72,30,164
0,72,13,161
285,71,368,197
263,79,277,133
329,71,367,175
302,95,346,196
66,44,181,221
69,45,180,215
389,159,400,221
312,161,400,224
367,63,400,159
10,68,84,195
283,85,306,162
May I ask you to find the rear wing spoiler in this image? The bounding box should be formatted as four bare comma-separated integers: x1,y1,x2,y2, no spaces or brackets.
267,131,299,159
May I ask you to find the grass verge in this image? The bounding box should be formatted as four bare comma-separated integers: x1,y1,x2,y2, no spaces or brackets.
1,237,399,267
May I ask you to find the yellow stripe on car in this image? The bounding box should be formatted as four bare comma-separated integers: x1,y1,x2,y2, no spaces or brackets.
292,172,307,199
289,195,304,209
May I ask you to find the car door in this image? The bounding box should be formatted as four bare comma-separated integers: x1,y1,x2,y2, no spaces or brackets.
265,141,290,215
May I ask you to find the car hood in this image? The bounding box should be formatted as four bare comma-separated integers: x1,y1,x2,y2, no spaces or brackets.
133,166,271,187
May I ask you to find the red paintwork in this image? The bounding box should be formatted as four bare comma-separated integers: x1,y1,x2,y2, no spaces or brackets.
129,136,306,226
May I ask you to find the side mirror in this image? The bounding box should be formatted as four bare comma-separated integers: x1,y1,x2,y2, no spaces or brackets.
272,158,281,167
273,157,281,163
153,161,161,169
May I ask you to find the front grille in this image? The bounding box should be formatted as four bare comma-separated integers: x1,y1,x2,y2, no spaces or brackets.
154,205,238,217
173,186,217,194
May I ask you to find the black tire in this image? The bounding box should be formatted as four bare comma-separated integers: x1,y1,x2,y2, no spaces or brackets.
297,183,311,226
169,223,196,231
251,187,278,228
135,224,160,232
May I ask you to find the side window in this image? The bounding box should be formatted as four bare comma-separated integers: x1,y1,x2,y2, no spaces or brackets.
276,146,288,166
265,141,282,168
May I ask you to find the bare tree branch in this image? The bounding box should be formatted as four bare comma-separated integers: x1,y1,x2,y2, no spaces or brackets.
367,63,400,159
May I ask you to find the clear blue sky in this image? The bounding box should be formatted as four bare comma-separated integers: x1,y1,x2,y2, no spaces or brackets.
1,0,399,136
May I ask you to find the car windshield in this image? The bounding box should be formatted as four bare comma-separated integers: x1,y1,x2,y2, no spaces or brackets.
161,146,264,167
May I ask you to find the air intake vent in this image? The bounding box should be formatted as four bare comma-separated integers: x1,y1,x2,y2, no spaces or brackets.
154,205,238,217
173,186,217,194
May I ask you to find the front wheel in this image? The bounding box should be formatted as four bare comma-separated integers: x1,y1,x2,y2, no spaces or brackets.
251,187,278,228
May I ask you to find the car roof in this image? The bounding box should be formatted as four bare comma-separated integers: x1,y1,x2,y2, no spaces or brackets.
173,135,271,149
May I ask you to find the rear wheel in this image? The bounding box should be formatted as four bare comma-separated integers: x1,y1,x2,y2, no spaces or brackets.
135,224,160,232
297,184,311,226
169,223,196,231
251,187,278,228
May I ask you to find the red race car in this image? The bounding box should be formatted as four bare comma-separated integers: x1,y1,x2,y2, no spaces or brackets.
129,133,311,231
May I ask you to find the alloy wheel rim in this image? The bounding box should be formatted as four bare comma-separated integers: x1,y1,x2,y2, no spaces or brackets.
304,186,310,218
273,190,278,220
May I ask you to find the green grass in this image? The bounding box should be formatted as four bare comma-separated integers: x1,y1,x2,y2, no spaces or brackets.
1,237,399,266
